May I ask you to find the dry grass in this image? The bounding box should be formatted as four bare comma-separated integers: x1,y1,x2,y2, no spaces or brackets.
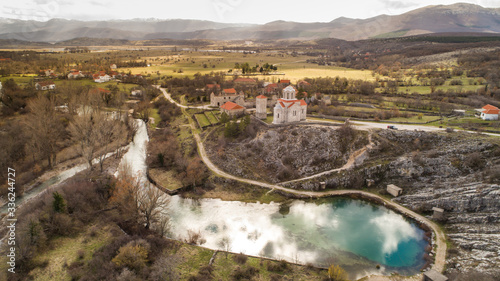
117,51,377,82
27,225,115,281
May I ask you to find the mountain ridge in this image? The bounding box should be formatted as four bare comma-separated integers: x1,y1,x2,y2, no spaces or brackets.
0,3,499,42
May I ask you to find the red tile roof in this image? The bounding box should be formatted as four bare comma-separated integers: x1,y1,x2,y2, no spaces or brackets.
276,98,307,108
220,101,244,111
483,104,499,110
223,88,237,94
481,104,499,114
484,108,499,114
256,95,267,99
280,79,291,84
234,78,256,83
206,84,220,89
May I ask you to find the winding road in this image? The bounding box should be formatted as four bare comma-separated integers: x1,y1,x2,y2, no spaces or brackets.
158,87,447,279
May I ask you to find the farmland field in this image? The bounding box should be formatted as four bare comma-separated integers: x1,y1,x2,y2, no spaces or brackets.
204,111,219,125
195,113,211,128
116,51,376,82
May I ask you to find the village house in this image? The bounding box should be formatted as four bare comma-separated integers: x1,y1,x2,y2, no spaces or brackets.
220,101,245,117
297,80,311,89
35,81,56,91
263,83,281,95
273,86,307,124
110,64,117,69
131,90,143,97
89,87,111,96
210,88,245,107
234,77,257,87
93,71,111,83
279,79,291,86
206,84,221,94
43,69,54,77
67,70,84,79
478,104,499,121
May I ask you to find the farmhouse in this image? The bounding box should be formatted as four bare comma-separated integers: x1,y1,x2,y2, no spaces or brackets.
234,77,257,87
264,83,281,95
67,70,84,79
94,71,111,83
35,81,56,91
210,88,244,107
273,86,307,124
220,101,245,117
477,104,499,121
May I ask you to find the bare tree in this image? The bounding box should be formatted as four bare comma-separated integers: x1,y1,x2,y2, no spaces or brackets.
69,92,128,172
25,94,65,168
217,236,232,259
111,165,169,231
138,183,169,230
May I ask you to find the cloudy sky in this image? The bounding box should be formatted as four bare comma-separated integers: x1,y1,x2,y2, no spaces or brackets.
1,0,499,23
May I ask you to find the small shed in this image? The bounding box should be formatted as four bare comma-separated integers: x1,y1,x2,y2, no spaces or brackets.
387,184,403,197
319,182,326,190
423,269,448,281
432,207,445,220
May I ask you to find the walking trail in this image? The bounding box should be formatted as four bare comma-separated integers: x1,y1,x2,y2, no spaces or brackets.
159,87,447,279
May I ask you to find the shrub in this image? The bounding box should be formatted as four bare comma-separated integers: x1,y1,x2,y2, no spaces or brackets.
112,239,150,271
233,253,248,265
464,152,485,170
230,266,259,280
267,260,288,272
327,264,348,281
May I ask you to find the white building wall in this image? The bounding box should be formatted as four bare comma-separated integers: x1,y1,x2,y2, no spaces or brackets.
481,113,499,120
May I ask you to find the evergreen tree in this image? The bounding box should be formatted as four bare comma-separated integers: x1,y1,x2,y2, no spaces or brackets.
52,192,66,213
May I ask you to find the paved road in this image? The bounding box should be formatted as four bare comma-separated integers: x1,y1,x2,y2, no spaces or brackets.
158,87,447,278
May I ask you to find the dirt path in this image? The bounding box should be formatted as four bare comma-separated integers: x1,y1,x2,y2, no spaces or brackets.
279,133,374,185
159,87,447,279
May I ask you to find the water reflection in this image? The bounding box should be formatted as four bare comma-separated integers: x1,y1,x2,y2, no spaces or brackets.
164,196,426,276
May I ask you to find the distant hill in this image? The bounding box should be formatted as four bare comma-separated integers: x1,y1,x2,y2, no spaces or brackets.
0,3,499,42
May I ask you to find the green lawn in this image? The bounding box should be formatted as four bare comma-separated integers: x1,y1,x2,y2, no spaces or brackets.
150,108,161,129
387,115,441,123
195,114,211,128
204,111,219,125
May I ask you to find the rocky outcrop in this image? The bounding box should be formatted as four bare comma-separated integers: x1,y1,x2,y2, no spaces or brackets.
205,125,368,183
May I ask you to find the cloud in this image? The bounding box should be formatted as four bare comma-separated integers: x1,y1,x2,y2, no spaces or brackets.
379,0,419,10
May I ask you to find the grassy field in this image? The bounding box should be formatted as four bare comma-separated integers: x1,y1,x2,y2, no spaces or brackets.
117,51,377,83
195,113,211,128
28,225,114,281
149,108,161,129
149,168,183,191
204,111,219,125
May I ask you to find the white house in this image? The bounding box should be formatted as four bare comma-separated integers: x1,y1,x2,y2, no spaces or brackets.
478,104,499,121
273,86,307,124
67,70,84,79
35,81,56,91
93,72,111,83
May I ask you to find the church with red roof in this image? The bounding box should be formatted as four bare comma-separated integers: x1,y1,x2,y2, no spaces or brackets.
273,86,307,124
